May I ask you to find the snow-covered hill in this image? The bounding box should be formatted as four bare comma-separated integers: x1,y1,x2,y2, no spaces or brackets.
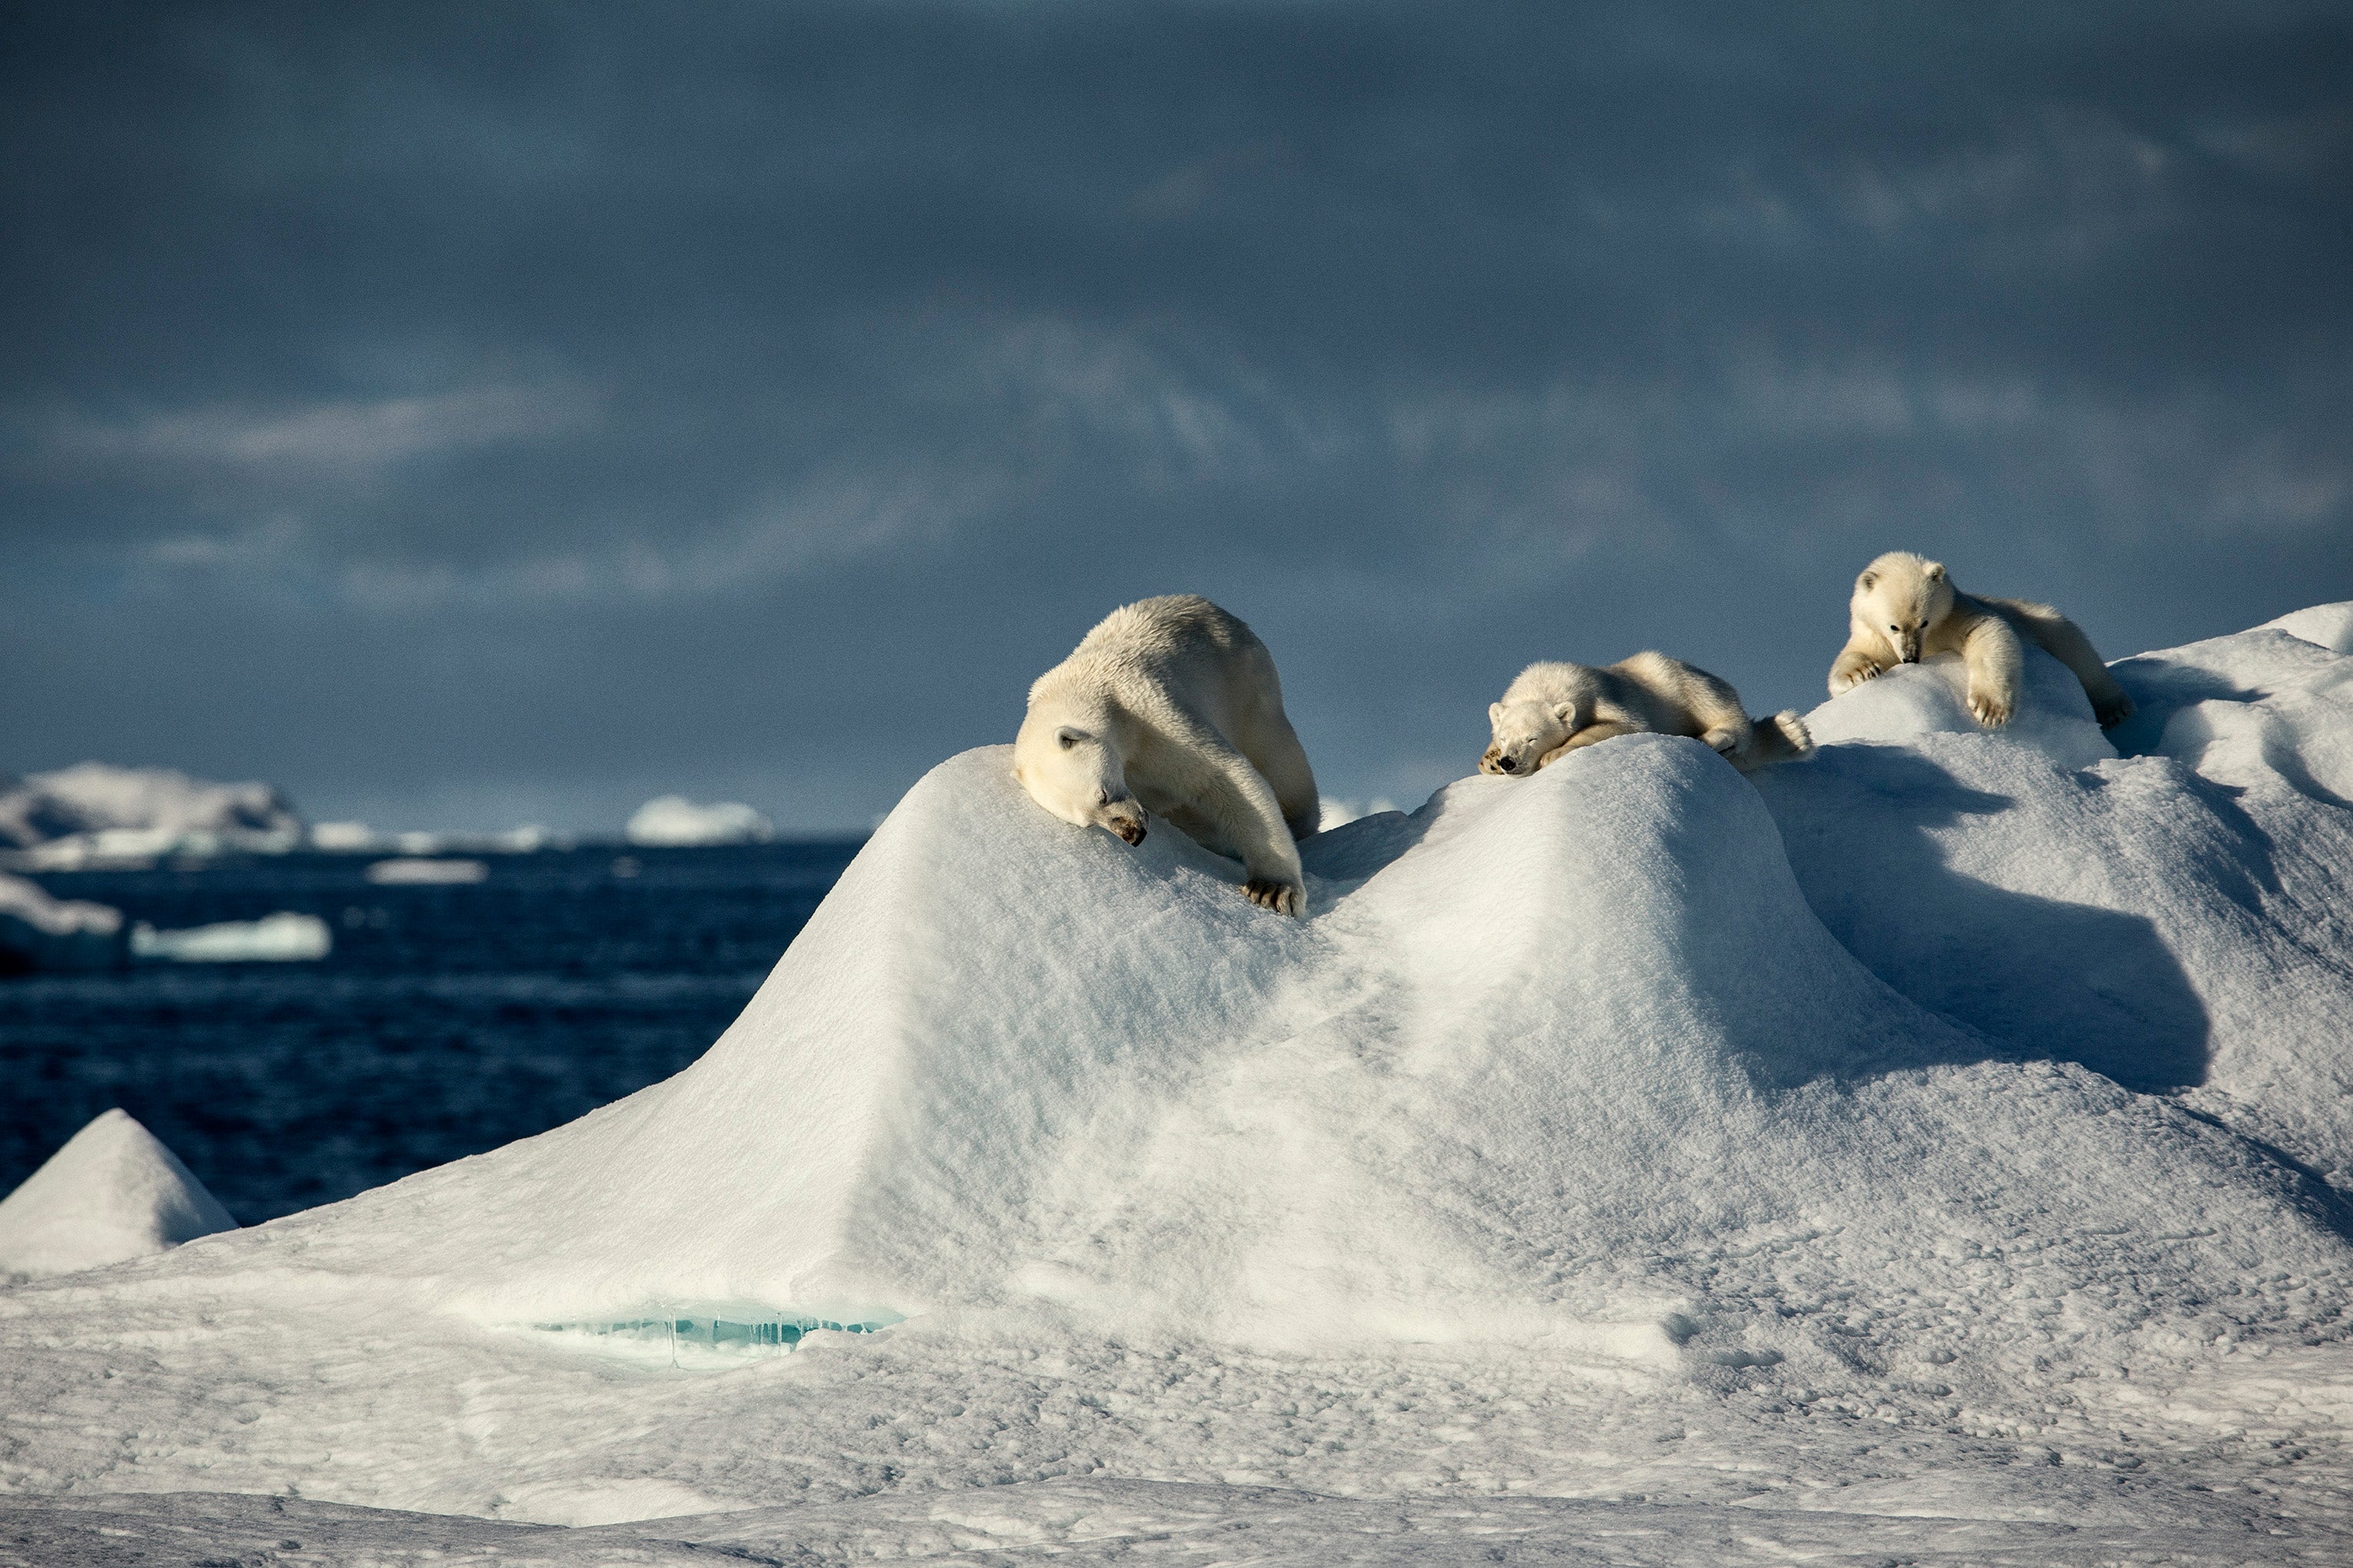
2,609,2350,1564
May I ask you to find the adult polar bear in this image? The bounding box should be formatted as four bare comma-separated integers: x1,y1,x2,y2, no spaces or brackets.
1830,551,2136,729
1015,595,1320,917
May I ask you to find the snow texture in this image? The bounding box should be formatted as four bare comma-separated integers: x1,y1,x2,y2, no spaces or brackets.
1,607,2351,1564
625,795,777,847
0,1110,237,1282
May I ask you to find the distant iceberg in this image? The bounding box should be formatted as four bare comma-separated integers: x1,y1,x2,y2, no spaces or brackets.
0,1109,236,1281
625,795,775,847
364,857,490,885
131,910,332,963
0,870,124,973
0,763,304,867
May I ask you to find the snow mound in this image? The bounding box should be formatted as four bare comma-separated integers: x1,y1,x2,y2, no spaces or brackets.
0,762,304,864
0,870,124,972
2,608,2351,1546
171,650,2352,1363
2267,599,2353,655
0,1110,237,1281
624,795,775,847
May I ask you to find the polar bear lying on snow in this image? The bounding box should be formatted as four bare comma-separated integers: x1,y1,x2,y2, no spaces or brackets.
1830,551,2136,729
1016,595,1321,917
1480,652,1814,777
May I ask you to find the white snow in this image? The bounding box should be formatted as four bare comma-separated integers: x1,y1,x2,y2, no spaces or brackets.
128,910,333,962
0,762,303,864
365,856,490,885
1,607,2351,1563
624,794,775,847
0,1110,236,1282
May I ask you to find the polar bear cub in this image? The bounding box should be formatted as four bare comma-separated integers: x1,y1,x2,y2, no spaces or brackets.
1480,652,1814,777
1016,595,1321,917
1830,551,2136,729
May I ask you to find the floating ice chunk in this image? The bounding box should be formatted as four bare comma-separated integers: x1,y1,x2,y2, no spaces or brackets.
625,796,775,847
365,857,489,885
0,763,304,864
0,1109,236,1281
131,910,332,962
0,871,124,972
310,820,377,851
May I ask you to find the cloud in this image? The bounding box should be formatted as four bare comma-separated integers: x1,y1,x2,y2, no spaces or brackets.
26,382,602,486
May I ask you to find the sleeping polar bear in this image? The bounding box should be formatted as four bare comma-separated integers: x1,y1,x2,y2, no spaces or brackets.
1480,652,1814,777
1015,595,1321,917
1830,551,2136,729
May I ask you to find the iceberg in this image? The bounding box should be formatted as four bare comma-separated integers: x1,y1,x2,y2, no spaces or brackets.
0,870,124,973
363,856,490,885
0,762,304,866
623,795,775,847
0,608,2351,1560
131,910,333,962
0,1110,236,1281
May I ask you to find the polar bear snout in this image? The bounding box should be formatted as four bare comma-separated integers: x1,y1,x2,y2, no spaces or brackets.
1098,798,1148,846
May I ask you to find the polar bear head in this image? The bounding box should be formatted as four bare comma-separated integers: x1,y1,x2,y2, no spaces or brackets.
1481,698,1575,777
1014,713,1149,845
1852,551,1953,665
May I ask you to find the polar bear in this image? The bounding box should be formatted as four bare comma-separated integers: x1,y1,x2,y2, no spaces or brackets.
1829,552,2136,729
1015,595,1321,917
1479,652,1814,777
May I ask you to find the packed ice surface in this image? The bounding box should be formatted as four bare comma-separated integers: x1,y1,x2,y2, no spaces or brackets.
0,1110,236,1282
624,794,775,847
1,608,2350,1564
128,909,333,963
0,761,304,865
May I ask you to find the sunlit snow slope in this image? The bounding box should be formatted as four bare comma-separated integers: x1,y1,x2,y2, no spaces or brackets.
2,608,2351,1562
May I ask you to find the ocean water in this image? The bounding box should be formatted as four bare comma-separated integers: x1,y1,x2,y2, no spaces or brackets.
0,843,860,1223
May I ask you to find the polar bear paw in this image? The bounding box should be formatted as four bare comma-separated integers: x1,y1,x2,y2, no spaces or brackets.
1969,687,2013,728
1243,877,1306,918
1830,659,1881,696
2093,691,2136,729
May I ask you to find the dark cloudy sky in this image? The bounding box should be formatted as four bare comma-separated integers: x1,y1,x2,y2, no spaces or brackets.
5,2,2348,833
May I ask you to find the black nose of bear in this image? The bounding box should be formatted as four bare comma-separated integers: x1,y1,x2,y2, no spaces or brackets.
1498,757,1516,773
1901,651,1920,664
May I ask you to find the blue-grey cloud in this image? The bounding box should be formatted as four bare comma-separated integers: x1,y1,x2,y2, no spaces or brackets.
3,2,2347,829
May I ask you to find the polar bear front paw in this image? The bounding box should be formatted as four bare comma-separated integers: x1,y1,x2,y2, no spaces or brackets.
1969,687,2013,728
1243,877,1305,917
1830,659,1882,696
2093,691,2136,728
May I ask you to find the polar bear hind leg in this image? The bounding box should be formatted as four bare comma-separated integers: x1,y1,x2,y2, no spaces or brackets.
1983,595,2137,728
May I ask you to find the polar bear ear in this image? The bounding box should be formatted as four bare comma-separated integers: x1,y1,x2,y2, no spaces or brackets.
1924,561,1946,580
1488,701,1505,727
1857,570,1877,592
1055,726,1087,750
1552,701,1578,730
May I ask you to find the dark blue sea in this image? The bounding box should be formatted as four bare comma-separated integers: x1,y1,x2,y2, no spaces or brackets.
0,843,861,1223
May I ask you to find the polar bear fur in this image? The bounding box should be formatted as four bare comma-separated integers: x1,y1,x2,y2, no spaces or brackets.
1016,595,1320,917
1830,552,2136,729
1479,652,1814,778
